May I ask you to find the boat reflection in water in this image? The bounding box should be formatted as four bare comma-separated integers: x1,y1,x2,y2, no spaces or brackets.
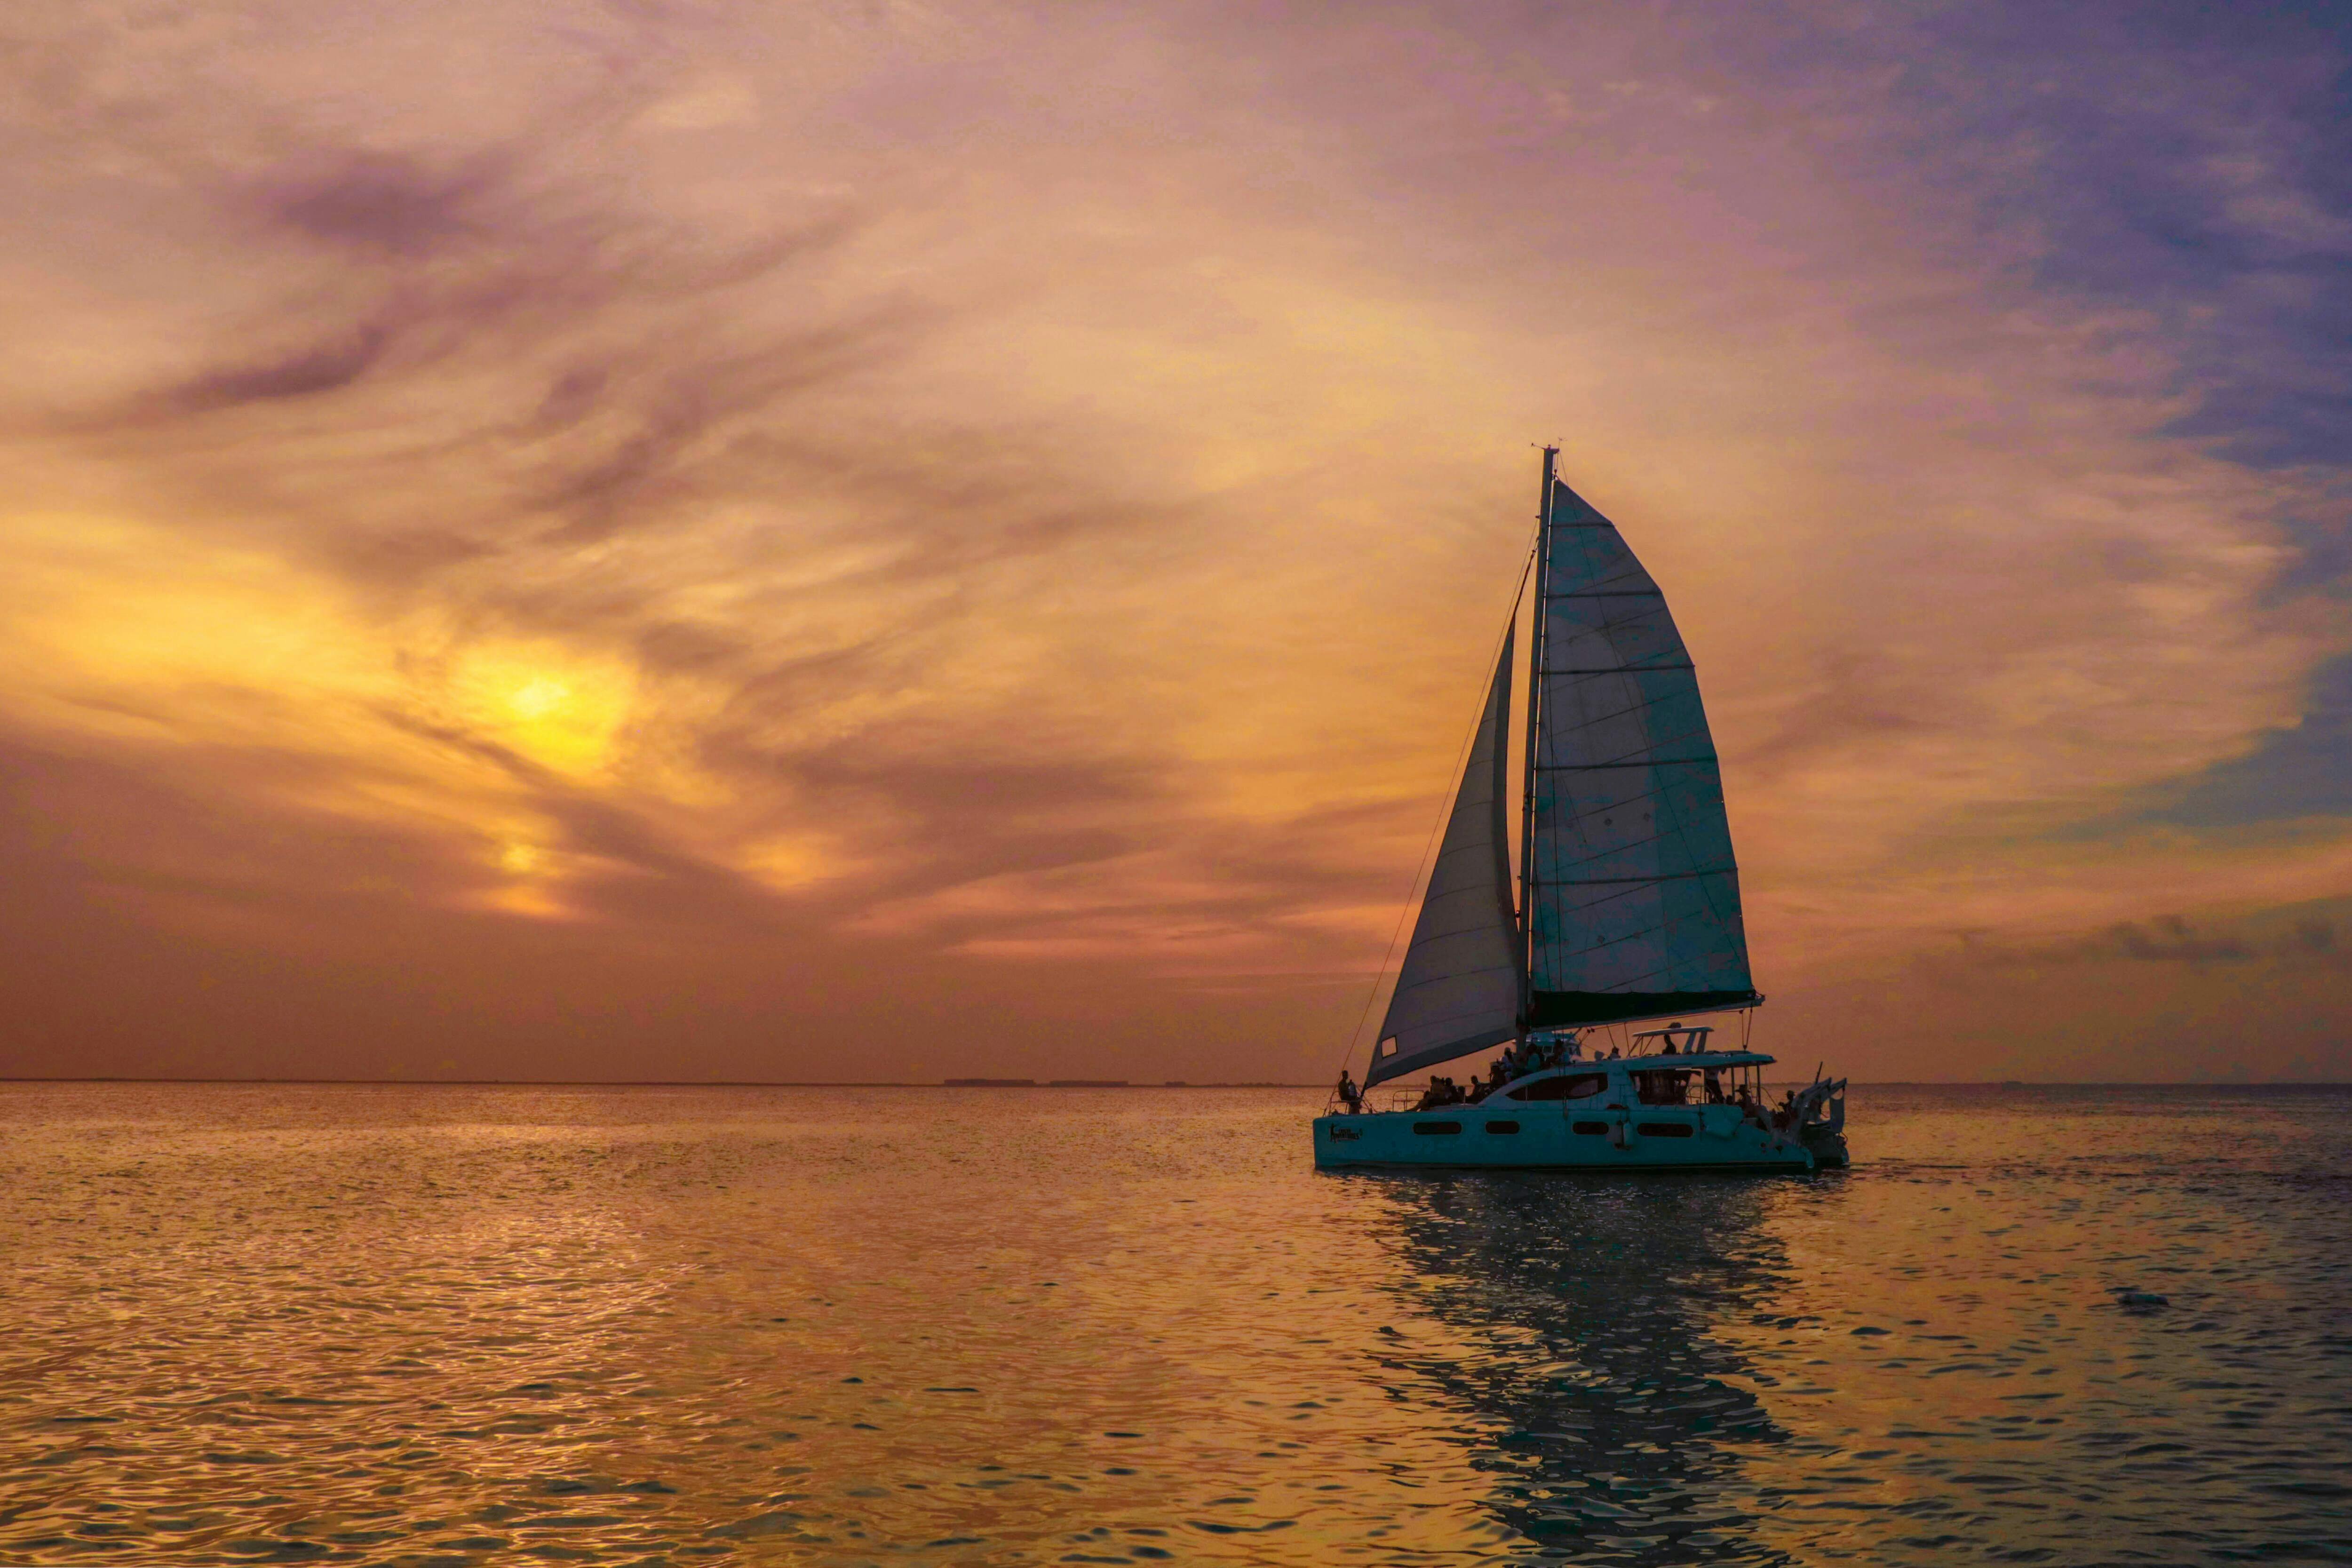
1369,1172,1798,1566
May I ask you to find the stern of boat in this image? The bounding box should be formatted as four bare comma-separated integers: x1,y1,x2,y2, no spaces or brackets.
1794,1075,1850,1168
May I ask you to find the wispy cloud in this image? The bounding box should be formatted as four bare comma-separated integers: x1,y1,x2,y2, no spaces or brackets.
2,0,2350,1081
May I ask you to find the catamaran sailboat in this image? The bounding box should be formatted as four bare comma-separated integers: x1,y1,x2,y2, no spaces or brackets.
1315,450,1848,1173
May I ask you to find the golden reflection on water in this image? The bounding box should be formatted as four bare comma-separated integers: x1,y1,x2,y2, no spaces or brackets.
1379,1177,1795,1560
1,1084,2348,1565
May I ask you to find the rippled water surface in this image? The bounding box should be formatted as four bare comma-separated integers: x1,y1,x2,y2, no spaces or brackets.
3,1082,2349,1565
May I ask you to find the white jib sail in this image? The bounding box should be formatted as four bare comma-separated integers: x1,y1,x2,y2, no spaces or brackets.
1366,624,1523,1088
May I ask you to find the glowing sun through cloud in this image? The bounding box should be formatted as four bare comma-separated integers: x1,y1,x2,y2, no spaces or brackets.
444,642,636,781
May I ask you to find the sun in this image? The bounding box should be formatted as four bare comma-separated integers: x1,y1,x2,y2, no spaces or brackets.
447,641,637,779
507,676,574,723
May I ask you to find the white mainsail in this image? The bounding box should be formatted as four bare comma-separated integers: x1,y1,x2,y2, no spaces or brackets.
1364,627,1523,1088
1523,477,1758,1025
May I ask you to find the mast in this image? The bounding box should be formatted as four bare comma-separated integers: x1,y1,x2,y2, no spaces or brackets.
1517,445,1556,1030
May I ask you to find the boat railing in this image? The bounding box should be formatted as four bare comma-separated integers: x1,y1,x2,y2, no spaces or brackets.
1326,1086,1438,1115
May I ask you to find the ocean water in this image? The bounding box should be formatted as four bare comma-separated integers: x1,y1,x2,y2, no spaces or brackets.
2,1083,2348,1566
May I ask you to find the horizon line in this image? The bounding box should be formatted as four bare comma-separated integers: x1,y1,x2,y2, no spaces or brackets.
3,1076,2349,1088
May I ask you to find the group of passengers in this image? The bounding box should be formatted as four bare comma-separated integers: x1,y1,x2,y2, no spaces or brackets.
1334,1036,1585,1114
1410,1074,1475,1111
1406,1058,1518,1110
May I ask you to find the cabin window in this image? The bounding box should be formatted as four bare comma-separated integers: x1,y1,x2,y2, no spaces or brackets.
1632,1070,1699,1106
1413,1121,1462,1135
1635,1121,1695,1138
1510,1073,1608,1102
1484,1120,1519,1135
1570,1121,1610,1136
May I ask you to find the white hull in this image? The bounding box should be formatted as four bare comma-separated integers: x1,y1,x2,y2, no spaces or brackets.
1314,1101,1815,1172
1316,1051,1843,1173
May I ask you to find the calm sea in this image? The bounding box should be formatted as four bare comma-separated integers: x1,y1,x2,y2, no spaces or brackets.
2,1082,2348,1566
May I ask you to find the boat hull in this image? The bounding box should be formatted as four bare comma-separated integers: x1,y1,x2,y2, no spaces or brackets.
1313,1102,1815,1173
1801,1129,1850,1169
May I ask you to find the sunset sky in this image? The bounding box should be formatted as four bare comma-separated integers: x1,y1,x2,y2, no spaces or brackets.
3,1,2348,1083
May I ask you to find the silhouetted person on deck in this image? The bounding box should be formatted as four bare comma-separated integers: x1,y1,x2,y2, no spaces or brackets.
1335,1069,1362,1114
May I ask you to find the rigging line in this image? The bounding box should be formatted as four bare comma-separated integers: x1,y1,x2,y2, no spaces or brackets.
1335,536,1538,1083
1520,459,1557,1007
